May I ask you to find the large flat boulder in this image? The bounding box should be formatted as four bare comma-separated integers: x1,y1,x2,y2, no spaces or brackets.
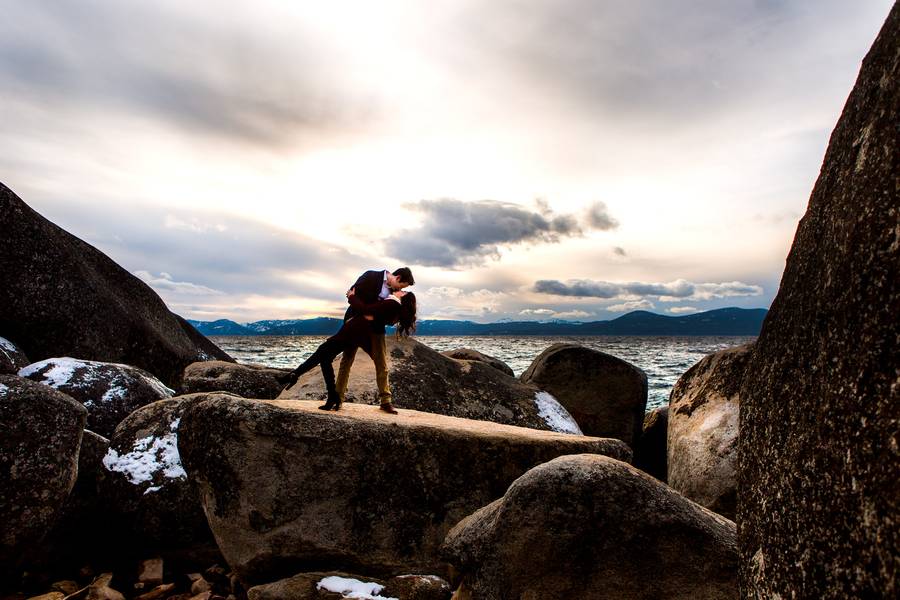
178,396,630,584
519,343,648,445
180,361,292,399
19,357,174,437
0,182,232,388
668,344,752,520
442,454,737,600
0,375,86,575
280,337,582,434
739,6,900,598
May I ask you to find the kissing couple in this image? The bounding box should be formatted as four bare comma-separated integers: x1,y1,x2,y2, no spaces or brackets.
284,267,417,414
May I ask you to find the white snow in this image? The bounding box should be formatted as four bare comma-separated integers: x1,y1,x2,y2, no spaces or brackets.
534,391,583,435
316,576,398,600
17,357,174,398
143,485,162,495
19,357,86,387
0,383,9,397
101,383,128,404
102,416,186,487
0,337,17,352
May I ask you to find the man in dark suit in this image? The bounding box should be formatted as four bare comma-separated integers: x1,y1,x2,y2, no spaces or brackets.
335,267,415,413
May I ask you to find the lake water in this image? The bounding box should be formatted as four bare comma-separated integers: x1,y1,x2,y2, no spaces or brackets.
210,335,754,410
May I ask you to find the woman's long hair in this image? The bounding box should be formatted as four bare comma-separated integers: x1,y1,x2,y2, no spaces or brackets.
395,292,417,337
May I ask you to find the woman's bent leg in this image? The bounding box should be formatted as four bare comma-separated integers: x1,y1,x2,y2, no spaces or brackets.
311,338,344,409
318,359,341,409
286,338,342,389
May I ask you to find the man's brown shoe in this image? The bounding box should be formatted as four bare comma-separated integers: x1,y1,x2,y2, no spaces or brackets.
380,403,398,414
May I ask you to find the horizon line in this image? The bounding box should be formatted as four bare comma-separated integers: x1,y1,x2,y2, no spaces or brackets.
184,306,770,326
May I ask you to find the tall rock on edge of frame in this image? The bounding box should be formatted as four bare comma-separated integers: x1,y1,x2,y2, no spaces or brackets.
738,5,899,598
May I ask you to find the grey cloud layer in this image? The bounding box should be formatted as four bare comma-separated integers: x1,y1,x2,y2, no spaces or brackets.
534,278,763,300
34,197,362,300
0,1,376,147
441,0,881,128
385,199,617,267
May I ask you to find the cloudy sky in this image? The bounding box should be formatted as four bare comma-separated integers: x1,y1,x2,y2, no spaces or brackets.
1,0,893,322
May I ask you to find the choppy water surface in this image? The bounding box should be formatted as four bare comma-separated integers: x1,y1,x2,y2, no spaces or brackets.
210,335,755,410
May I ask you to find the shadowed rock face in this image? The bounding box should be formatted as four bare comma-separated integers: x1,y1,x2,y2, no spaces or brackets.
738,6,900,598
0,375,86,575
520,343,648,445
19,357,174,438
634,405,668,482
0,336,29,375
28,430,109,571
97,395,216,554
180,361,292,399
442,454,738,600
0,182,232,387
280,337,581,433
177,396,630,585
668,343,753,520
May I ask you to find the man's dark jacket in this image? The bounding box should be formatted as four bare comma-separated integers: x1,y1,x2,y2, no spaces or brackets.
344,270,388,334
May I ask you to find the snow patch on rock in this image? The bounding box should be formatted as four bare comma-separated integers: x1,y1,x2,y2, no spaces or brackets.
19,357,87,387
18,357,175,397
0,337,17,352
0,383,8,396
102,417,186,488
534,391,583,435
316,576,398,600
101,383,128,404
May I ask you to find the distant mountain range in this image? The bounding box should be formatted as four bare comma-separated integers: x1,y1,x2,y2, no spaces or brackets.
187,307,768,337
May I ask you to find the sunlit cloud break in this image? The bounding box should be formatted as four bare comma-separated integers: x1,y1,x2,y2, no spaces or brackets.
534,278,763,302
607,300,656,313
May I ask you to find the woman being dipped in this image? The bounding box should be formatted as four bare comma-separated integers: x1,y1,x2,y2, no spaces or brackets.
283,288,417,411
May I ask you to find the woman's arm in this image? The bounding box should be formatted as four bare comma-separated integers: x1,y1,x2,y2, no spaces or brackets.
348,293,381,315
349,294,401,323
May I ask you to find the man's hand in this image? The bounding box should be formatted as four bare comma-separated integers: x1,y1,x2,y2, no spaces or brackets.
364,315,375,321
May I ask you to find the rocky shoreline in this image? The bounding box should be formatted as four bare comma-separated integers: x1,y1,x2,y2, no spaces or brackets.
0,305,738,599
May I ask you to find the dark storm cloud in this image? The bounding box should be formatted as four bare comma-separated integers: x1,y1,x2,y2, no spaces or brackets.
534,278,763,300
384,198,617,268
533,280,622,298
0,1,375,147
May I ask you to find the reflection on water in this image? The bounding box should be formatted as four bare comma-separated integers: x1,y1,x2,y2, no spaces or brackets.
210,335,755,410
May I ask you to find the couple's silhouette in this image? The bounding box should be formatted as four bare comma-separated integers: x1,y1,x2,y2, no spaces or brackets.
284,267,417,413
